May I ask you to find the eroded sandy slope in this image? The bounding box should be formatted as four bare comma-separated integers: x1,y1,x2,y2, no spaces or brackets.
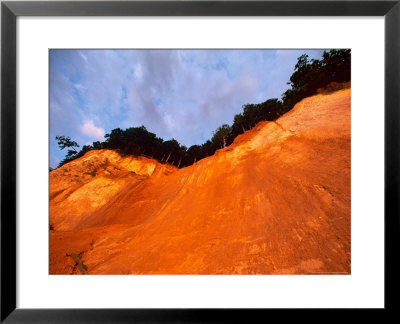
50,88,351,274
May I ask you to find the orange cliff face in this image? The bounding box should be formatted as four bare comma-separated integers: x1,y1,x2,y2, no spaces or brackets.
50,88,351,275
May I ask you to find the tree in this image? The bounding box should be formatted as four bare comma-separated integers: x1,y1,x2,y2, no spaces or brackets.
160,139,182,165
321,49,351,83
282,49,351,110
56,135,80,163
54,49,351,170
92,141,103,150
242,104,260,128
185,145,202,165
56,135,80,153
259,98,285,121
230,113,247,143
199,140,216,158
212,124,232,149
104,128,124,150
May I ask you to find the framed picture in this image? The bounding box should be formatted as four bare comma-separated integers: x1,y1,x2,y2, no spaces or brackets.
1,0,398,321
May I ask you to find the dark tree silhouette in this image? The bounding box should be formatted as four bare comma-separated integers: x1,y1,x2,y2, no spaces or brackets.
56,135,80,153
54,49,351,170
212,124,232,149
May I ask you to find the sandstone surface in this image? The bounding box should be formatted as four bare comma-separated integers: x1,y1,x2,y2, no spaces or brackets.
50,88,351,274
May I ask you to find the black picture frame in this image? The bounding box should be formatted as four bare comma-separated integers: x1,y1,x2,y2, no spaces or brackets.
1,0,399,322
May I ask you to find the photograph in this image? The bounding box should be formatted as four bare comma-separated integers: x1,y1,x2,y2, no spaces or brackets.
49,49,351,275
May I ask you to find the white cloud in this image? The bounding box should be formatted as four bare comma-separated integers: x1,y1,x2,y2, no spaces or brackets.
51,49,325,162
80,120,104,140
79,51,88,64
134,63,143,79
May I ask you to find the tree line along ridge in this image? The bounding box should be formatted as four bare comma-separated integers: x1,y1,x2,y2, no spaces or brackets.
54,49,351,170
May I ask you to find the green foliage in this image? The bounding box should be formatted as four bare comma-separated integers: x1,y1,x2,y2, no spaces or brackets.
55,49,351,170
282,49,351,109
92,141,103,150
185,145,202,165
56,135,80,151
212,124,232,149
104,126,164,159
55,135,81,167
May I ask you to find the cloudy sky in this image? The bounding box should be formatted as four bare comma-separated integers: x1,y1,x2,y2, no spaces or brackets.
50,49,324,168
